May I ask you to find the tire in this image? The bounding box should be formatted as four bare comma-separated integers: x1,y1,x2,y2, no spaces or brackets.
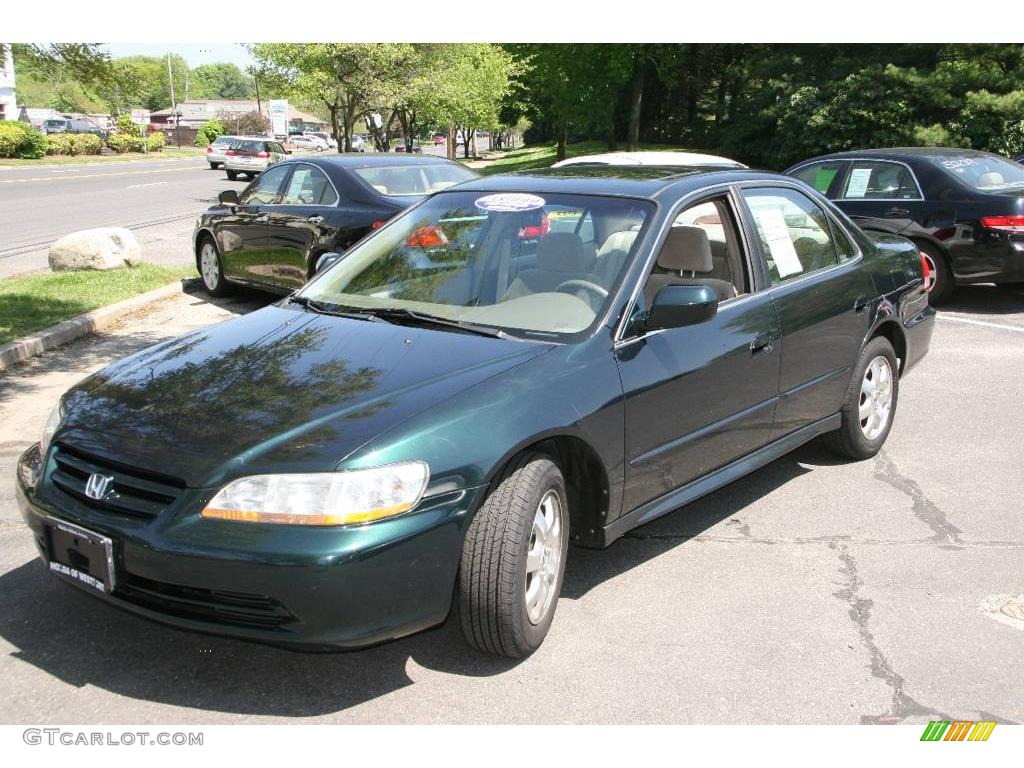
226,170,238,181
197,235,231,297
209,162,220,170
823,336,899,460
459,453,569,658
919,242,954,305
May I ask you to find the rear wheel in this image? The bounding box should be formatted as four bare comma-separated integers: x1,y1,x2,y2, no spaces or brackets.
459,453,569,658
226,170,238,181
209,162,220,170
197,236,231,297
919,242,954,305
823,336,899,460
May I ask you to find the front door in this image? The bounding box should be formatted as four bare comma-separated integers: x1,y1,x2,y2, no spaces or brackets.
616,193,782,512
739,185,876,436
219,164,292,287
263,163,342,290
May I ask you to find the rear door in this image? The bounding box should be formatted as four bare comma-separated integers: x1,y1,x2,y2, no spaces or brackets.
263,163,341,289
217,163,291,286
831,159,926,235
738,184,875,436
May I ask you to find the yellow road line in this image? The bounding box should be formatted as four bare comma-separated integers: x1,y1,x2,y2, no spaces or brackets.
0,165,202,184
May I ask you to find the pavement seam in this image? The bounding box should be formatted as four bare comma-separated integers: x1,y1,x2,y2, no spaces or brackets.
873,450,965,548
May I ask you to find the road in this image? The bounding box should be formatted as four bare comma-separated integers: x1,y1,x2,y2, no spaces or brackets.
0,283,1021,724
0,157,252,277
0,141,489,278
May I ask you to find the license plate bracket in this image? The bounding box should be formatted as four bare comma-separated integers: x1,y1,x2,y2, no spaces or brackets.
43,518,115,593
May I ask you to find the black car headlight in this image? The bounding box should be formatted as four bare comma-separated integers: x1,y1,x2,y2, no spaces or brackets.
39,399,64,459
200,461,430,526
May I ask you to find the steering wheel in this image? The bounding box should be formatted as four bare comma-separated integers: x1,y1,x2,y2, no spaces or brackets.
555,279,609,306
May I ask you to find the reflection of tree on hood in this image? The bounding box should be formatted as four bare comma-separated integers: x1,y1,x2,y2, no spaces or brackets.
67,324,382,463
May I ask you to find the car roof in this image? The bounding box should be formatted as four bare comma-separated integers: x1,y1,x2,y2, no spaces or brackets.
791,147,1000,166
452,165,785,199
552,151,746,168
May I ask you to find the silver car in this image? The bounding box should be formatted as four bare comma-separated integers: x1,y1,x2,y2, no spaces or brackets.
223,138,289,180
205,134,241,169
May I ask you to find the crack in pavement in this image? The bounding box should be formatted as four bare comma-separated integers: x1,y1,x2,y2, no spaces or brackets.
874,450,964,548
830,540,951,724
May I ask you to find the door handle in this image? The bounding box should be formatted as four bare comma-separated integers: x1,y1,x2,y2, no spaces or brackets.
854,296,869,314
750,333,773,356
885,207,910,218
254,214,269,224
306,215,325,224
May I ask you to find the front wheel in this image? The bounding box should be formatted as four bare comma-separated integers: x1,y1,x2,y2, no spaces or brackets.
823,336,899,460
459,453,569,658
198,237,231,297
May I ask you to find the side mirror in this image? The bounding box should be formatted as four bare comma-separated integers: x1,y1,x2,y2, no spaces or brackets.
315,252,343,274
646,284,718,331
218,190,239,206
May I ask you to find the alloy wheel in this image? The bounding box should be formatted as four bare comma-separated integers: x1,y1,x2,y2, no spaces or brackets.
525,489,563,625
200,242,219,291
859,355,894,440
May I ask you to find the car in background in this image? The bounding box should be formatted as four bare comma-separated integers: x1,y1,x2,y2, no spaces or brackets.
308,131,338,150
223,138,289,181
290,134,330,152
552,151,745,169
205,134,241,169
786,148,1024,302
433,134,446,145
348,134,366,152
194,154,478,295
41,117,106,137
393,138,422,154
24,165,932,658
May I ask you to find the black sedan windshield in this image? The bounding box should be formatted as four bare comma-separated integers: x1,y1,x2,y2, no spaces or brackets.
299,190,653,337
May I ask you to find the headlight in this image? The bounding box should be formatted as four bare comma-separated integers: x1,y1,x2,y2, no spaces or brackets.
39,399,64,459
201,461,430,526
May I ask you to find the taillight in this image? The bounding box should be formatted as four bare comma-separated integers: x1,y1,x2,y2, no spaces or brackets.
256,151,270,158
371,220,387,229
981,215,1024,232
405,225,448,248
206,146,213,153
518,214,550,240
225,149,236,156
920,252,932,281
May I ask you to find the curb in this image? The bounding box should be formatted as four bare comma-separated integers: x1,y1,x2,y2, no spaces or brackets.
0,279,192,372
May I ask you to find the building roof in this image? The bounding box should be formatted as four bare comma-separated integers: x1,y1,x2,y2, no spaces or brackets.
151,100,327,125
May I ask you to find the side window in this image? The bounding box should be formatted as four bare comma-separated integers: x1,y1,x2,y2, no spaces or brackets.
239,164,290,206
831,221,857,263
280,165,339,206
841,161,921,200
742,187,839,284
792,161,846,197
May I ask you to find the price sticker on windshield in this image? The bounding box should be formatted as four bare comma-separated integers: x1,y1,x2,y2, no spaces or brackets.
475,193,546,213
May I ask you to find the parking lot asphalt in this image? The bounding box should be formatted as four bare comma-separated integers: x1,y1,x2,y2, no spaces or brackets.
0,284,1021,724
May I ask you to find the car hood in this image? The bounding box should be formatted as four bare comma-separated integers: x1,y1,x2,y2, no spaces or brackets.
57,305,551,488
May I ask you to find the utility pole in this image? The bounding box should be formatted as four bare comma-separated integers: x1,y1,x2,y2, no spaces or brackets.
167,53,180,149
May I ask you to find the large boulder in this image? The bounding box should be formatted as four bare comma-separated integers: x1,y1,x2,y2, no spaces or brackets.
48,227,142,271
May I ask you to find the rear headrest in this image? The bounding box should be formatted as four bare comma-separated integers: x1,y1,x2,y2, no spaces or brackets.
537,232,591,272
977,171,1004,188
658,226,713,273
597,229,638,259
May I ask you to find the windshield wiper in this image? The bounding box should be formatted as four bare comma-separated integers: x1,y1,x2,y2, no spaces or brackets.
360,307,510,338
287,295,390,322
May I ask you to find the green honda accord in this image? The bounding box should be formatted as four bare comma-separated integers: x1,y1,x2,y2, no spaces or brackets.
17,166,934,658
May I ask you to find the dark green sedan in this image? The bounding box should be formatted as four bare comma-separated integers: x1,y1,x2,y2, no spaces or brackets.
17,166,934,658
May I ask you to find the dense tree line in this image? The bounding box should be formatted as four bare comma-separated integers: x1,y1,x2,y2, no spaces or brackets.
506,44,1024,168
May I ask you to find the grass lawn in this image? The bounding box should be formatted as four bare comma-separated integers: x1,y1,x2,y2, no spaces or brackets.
473,141,716,176
0,147,206,168
0,264,195,345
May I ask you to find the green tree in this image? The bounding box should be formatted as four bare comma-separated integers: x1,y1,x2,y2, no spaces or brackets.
191,63,254,99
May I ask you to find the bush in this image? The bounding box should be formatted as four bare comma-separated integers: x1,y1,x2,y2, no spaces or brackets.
146,131,166,151
46,133,104,156
74,133,103,155
195,119,225,147
46,133,76,155
107,132,144,153
0,122,47,159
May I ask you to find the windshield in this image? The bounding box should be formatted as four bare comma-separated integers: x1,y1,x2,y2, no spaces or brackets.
927,153,1024,190
299,190,653,338
353,163,476,196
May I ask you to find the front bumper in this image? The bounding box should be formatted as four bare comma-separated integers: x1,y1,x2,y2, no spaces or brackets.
17,445,482,649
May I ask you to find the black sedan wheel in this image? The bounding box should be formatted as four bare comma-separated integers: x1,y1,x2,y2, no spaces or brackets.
459,452,569,658
198,236,231,297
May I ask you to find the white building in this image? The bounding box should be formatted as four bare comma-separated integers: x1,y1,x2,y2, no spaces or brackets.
0,46,16,121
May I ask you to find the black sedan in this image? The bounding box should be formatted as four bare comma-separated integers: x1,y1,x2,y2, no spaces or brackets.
20,166,932,658
786,148,1024,303
193,155,478,295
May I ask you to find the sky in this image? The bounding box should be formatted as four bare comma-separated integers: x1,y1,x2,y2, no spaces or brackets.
104,44,254,68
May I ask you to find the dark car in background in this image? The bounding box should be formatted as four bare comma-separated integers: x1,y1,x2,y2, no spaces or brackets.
21,166,932,658
786,148,1024,302
194,154,478,295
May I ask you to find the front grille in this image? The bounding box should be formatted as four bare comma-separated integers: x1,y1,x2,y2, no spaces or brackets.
50,443,185,520
117,572,297,630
